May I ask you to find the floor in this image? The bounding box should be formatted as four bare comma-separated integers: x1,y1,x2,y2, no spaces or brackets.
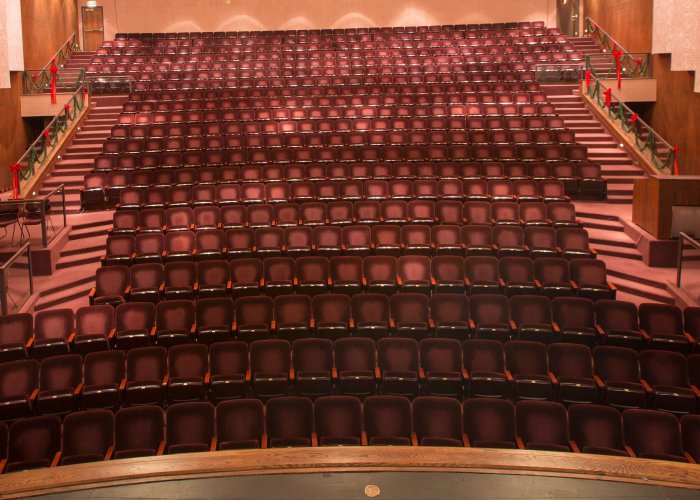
30,472,700,500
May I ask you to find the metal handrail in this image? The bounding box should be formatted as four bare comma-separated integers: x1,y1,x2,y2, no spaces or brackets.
585,17,651,79
44,33,79,74
22,33,81,94
0,185,67,247
676,232,700,287
13,86,87,190
0,242,33,315
585,73,676,173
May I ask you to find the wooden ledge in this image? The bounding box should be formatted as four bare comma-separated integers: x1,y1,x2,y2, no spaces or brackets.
0,447,698,498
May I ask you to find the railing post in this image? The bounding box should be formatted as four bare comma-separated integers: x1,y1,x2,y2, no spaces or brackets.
0,268,6,316
61,185,67,227
40,198,48,247
677,233,685,287
27,243,33,296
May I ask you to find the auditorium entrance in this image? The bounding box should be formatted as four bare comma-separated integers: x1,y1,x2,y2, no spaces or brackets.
82,6,104,51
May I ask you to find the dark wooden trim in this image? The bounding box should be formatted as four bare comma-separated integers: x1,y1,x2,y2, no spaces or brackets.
0,447,697,498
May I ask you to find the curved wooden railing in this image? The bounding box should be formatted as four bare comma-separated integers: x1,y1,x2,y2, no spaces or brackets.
0,447,697,498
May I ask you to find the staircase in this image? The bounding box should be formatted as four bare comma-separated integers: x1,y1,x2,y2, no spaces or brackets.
48,51,93,93
544,86,646,203
31,94,125,312
38,95,126,213
569,36,614,76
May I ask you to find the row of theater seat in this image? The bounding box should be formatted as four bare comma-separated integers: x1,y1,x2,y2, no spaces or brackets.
87,179,592,211
107,202,584,233
113,108,568,125
124,83,548,99
89,163,587,191
11,295,693,357
93,252,608,305
1,337,699,416
124,75,546,92
122,91,552,107
103,114,571,134
102,226,595,264
9,398,699,475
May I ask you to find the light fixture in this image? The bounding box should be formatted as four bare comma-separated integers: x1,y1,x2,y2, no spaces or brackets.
86,0,97,8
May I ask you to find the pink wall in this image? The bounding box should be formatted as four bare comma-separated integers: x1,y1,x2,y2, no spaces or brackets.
78,0,556,44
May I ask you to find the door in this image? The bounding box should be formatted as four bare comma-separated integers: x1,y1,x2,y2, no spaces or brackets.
82,7,104,51
556,0,580,37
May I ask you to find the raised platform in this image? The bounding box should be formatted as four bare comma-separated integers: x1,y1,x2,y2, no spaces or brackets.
2,447,698,499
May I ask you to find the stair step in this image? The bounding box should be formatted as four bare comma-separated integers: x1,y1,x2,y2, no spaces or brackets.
592,241,643,260
608,274,676,305
56,248,104,268
578,216,626,232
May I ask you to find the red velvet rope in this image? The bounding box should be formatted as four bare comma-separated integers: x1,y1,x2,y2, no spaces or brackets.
612,48,623,89
9,163,22,199
585,70,591,90
50,59,58,105
604,88,612,107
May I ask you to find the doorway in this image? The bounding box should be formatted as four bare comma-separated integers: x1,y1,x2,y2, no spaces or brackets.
556,0,580,37
82,6,104,51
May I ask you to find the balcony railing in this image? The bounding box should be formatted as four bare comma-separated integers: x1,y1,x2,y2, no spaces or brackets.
0,242,33,315
585,18,652,79
13,87,87,191
22,33,82,94
586,75,675,173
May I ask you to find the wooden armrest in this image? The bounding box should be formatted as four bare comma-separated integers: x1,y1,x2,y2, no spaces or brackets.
684,452,697,464
624,446,636,458
119,379,126,391
590,247,598,256
25,338,34,350
245,370,251,383
270,320,277,332
309,318,315,330
595,324,606,336
157,441,165,455
73,383,83,397
608,281,617,291
204,372,211,385
640,329,651,340
88,288,96,299
389,318,396,330
361,432,368,446
428,319,436,330
50,452,61,468
461,368,470,380
430,276,436,286
462,434,471,447
397,276,404,286
161,375,169,386
374,367,381,380
569,440,581,453
641,379,653,393
124,285,132,295
505,370,514,382
210,437,217,452
104,446,114,461
190,324,197,334
289,367,295,381
149,326,157,337
231,322,238,332
418,367,426,381
107,329,116,341
552,322,561,334
548,372,558,385
516,437,525,450
293,277,299,286
468,319,476,331
362,277,367,287
410,432,418,446
684,332,697,344
29,389,38,403
570,280,579,290
261,434,268,449
327,277,333,286
509,320,517,331
498,278,506,287
691,385,700,398
593,375,605,390
331,367,338,380
311,433,318,447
